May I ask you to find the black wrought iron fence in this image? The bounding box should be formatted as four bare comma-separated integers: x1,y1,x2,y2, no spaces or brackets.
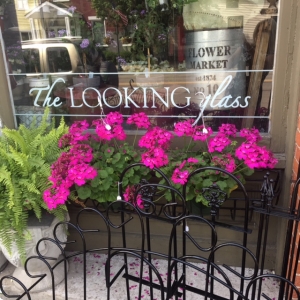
0,165,300,300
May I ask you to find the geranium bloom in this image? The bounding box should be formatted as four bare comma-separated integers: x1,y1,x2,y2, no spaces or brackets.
174,120,194,137
95,123,114,140
68,164,97,186
235,142,258,160
61,120,90,145
123,186,144,209
218,124,237,137
141,148,168,169
112,125,126,140
106,112,123,125
171,168,189,185
154,127,173,148
136,194,144,209
243,145,278,169
193,125,213,141
43,186,70,210
124,185,135,202
240,127,262,143
179,160,187,169
58,133,72,148
212,154,236,173
138,132,156,149
208,133,231,152
139,127,173,149
187,157,199,164
235,143,278,169
127,112,151,129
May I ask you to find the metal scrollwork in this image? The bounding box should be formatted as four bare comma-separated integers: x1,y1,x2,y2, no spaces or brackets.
202,183,227,216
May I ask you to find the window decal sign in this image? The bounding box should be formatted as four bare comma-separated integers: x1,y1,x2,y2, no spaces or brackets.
30,75,250,121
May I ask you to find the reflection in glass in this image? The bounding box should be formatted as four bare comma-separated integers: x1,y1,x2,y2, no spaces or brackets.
0,0,279,132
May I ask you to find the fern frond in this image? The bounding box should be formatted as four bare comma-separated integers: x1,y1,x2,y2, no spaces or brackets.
1,129,28,154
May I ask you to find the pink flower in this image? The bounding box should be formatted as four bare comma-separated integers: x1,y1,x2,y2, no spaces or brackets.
187,157,199,164
240,127,262,143
192,125,213,141
212,154,236,173
141,148,168,169
235,142,257,160
179,160,187,170
95,123,114,140
112,125,126,140
43,185,70,210
127,112,151,129
68,164,97,186
136,194,144,209
235,143,278,169
171,168,189,185
208,133,231,152
59,120,90,147
138,127,173,150
124,186,134,202
106,112,123,125
218,124,237,137
123,186,144,209
174,120,194,137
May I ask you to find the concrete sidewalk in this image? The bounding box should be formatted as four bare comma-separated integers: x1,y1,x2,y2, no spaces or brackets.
0,253,280,300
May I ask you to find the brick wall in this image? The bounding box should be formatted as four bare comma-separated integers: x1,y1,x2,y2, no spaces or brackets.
70,0,97,20
290,103,300,299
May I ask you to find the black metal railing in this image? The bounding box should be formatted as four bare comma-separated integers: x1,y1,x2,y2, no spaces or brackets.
1,165,300,300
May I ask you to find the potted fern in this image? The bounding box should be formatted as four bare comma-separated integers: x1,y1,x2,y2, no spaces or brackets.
0,108,69,267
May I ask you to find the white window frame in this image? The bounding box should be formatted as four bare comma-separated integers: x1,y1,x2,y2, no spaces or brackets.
17,0,28,10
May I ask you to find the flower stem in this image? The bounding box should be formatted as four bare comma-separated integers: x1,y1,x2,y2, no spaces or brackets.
233,165,249,175
132,126,138,147
185,136,194,153
113,138,119,151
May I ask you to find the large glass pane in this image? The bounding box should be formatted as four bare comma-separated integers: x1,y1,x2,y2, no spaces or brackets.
46,47,72,72
1,0,279,131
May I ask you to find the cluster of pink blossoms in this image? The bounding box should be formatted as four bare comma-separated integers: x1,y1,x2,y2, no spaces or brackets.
127,112,151,129
235,143,277,169
235,126,277,169
170,120,278,186
43,121,98,210
123,185,144,209
44,110,278,209
171,158,199,185
93,112,126,141
212,154,236,173
43,112,153,210
138,126,172,169
174,120,213,141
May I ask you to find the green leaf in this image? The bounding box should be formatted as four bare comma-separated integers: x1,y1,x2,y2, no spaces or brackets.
215,180,227,190
76,186,91,200
106,167,114,175
195,194,209,206
226,177,238,189
202,179,213,187
242,168,255,176
112,153,121,164
90,176,100,187
99,170,108,178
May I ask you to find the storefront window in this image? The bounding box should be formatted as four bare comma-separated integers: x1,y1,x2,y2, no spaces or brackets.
1,0,279,132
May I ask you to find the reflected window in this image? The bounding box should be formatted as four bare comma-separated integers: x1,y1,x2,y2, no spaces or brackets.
92,21,105,44
228,16,243,28
21,32,32,41
22,48,40,73
46,47,72,72
226,0,239,8
17,0,28,10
